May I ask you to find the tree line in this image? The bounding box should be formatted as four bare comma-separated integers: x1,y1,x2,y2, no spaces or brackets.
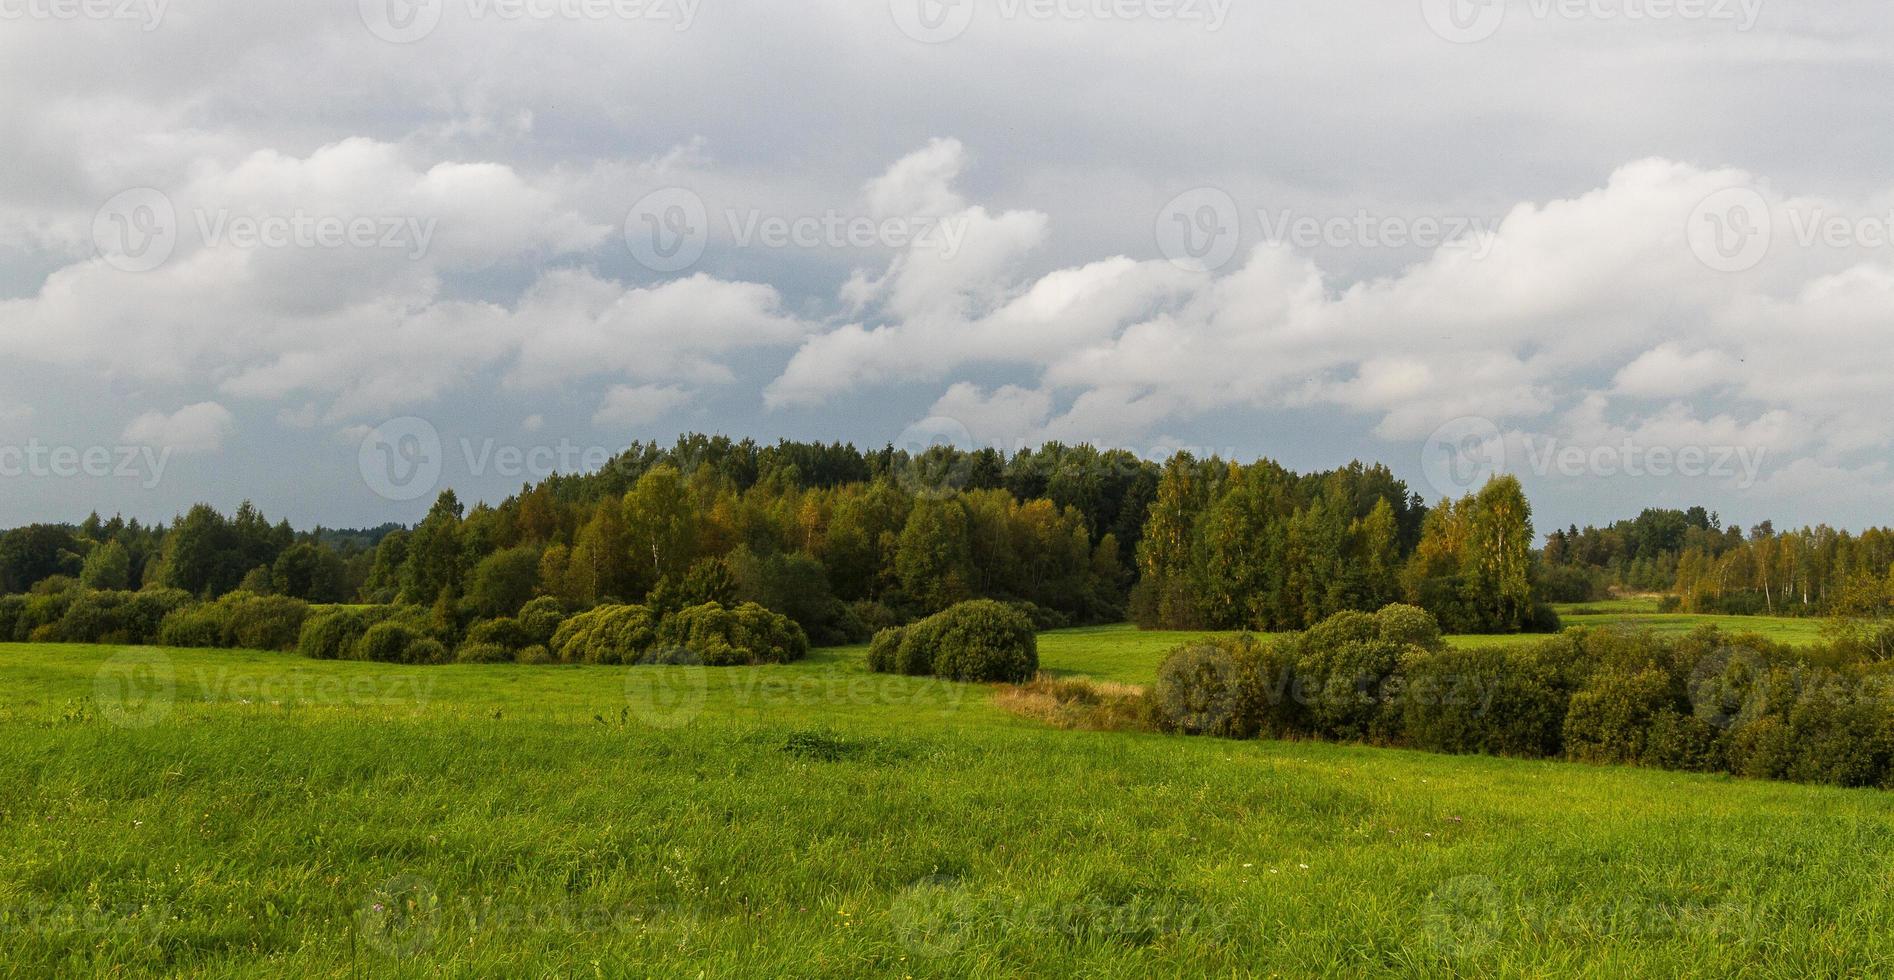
1540,507,1894,624
1132,456,1550,634
4,433,1572,640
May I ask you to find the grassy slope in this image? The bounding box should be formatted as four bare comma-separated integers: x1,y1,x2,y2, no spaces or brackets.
3,627,1892,977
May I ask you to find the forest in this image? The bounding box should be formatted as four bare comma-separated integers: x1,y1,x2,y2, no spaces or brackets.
2,433,1886,655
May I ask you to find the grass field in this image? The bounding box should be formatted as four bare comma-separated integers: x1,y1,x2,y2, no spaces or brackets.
2,607,1886,975
1038,605,1829,682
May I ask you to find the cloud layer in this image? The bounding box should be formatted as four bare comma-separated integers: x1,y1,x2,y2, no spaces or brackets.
2,3,1893,528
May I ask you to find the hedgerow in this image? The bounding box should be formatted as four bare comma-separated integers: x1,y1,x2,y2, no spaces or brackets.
1150,606,1894,792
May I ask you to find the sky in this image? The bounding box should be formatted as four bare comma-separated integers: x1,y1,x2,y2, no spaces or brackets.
3,0,1893,535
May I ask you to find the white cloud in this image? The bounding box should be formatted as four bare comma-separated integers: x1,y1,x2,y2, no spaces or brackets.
593,384,691,429
122,402,235,453
927,383,1055,446
1613,344,1741,398
509,271,811,391
776,153,1894,485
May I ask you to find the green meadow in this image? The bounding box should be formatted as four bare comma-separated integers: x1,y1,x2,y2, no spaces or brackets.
2,607,1889,976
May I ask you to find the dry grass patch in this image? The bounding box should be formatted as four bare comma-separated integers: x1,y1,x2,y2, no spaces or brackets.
994,673,1154,732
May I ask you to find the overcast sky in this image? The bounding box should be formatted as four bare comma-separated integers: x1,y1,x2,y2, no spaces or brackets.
3,0,1892,534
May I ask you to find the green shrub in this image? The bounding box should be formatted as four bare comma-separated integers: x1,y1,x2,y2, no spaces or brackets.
1399,640,1578,758
223,594,309,651
54,589,191,644
1008,601,1069,633
1291,605,1444,743
154,592,310,651
1642,709,1722,772
656,602,809,667
1151,637,1266,738
158,605,227,649
880,600,1037,683
849,600,903,635
456,641,515,664
549,605,661,664
867,626,906,674
1374,604,1442,648
7,591,76,642
1724,713,1796,781
0,595,24,642
1562,667,1677,765
516,597,565,646
1525,602,1564,633
517,644,554,665
356,622,425,663
298,608,370,660
465,617,531,653
1781,676,1894,788
406,637,449,665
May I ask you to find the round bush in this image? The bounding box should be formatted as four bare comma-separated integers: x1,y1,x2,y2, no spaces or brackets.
899,600,1037,684
465,616,531,653
223,594,310,651
1151,637,1269,738
298,609,369,660
55,591,135,644
550,605,660,664
158,606,226,649
406,637,449,665
1374,603,1441,648
455,641,514,664
867,626,906,673
1293,606,1442,743
517,644,554,665
517,597,566,645
656,601,809,667
356,621,424,663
